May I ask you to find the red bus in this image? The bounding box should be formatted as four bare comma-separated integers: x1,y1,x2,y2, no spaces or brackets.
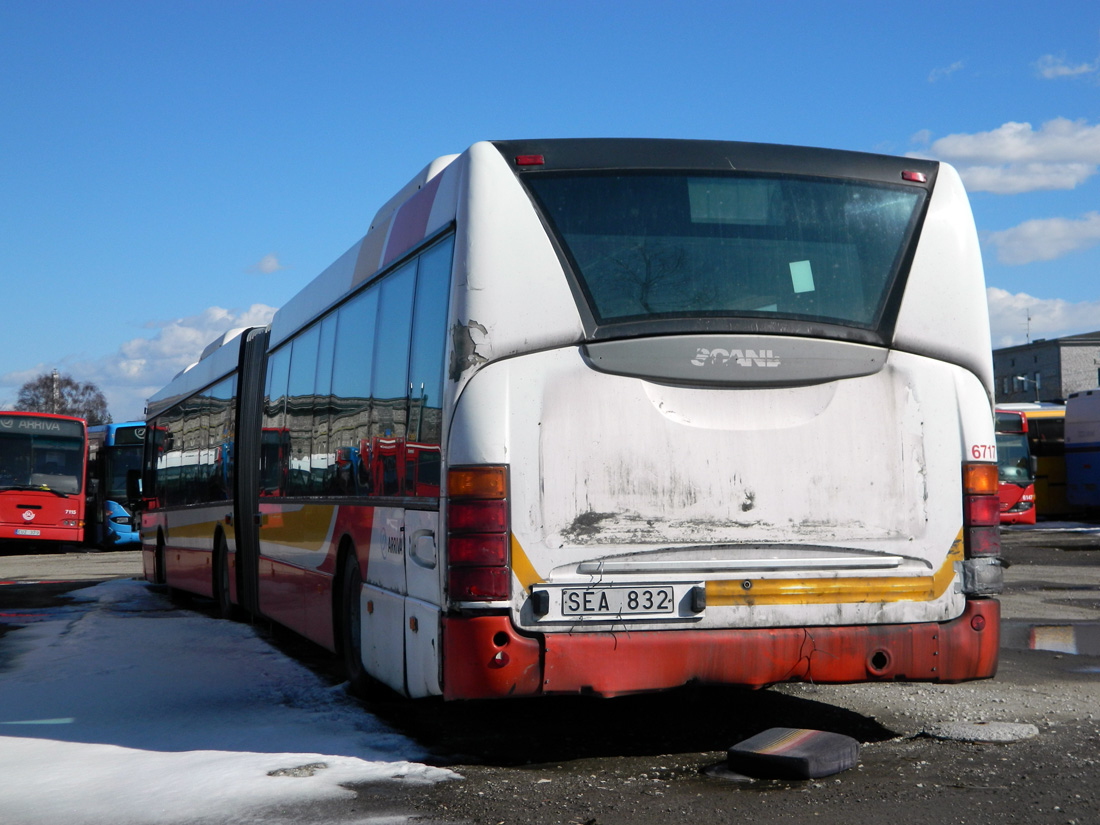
995,409,1037,525
0,411,87,546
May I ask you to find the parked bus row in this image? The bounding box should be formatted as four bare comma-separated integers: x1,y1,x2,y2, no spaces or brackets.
1065,390,1100,512
996,400,1100,521
0,412,144,550
994,409,1037,525
128,138,1003,701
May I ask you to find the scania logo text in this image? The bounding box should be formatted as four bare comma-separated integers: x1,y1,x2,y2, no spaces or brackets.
691,348,781,368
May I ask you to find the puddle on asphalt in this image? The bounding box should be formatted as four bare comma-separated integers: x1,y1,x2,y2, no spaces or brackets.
0,604,83,626
1003,621,1100,656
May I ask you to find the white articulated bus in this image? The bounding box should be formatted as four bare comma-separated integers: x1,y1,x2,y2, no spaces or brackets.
139,139,1002,700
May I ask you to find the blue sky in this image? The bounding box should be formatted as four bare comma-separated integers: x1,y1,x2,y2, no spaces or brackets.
2,1,1099,420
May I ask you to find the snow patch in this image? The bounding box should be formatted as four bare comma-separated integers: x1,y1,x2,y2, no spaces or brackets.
0,579,456,824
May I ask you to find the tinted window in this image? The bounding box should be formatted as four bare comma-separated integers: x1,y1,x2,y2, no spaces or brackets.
266,235,453,500
205,375,237,500
524,173,923,330
370,260,416,442
408,237,453,450
286,325,320,496
261,346,291,496
310,315,338,494
996,433,1033,484
330,287,379,495
155,406,184,505
1029,417,1065,457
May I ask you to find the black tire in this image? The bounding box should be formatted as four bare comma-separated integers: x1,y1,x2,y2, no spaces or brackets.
340,552,375,697
154,535,167,586
213,536,237,621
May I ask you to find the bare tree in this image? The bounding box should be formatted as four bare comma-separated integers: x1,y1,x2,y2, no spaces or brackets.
14,370,112,425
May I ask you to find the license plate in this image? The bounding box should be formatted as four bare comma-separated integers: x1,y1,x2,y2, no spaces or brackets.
15,529,41,536
561,586,675,617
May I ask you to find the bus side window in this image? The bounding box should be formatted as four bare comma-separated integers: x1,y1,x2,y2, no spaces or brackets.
286,325,320,497
370,261,417,474
330,286,379,496
407,236,453,477
261,347,291,497
311,315,338,495
205,374,237,501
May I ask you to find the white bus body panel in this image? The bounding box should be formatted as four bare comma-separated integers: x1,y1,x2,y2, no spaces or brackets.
892,164,994,402
449,345,985,630
404,598,443,697
361,583,406,694
448,142,586,396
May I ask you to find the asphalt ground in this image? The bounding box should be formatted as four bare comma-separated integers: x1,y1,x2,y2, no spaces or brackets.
1,527,1099,825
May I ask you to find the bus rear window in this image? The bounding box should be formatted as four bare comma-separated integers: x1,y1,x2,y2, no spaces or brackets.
523,172,924,331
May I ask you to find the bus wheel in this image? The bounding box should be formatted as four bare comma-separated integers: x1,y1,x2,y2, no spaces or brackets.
213,537,237,621
154,535,167,586
340,552,375,698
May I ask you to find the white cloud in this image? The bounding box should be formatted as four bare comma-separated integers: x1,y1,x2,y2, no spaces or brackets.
250,253,286,274
916,118,1100,194
909,129,933,147
0,304,277,422
1035,53,1099,79
985,211,1100,264
959,162,1097,194
928,60,964,83
987,287,1100,348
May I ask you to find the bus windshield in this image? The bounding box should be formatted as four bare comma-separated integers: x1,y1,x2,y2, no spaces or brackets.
523,172,924,330
105,444,143,500
996,432,1034,485
0,429,85,494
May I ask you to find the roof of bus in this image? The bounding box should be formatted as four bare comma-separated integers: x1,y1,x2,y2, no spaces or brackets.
149,138,958,413
265,137,946,351
145,327,256,419
997,402,1066,418
1022,408,1067,418
493,138,940,181
87,420,146,433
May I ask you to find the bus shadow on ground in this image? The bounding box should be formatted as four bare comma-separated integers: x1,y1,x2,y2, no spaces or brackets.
253,609,897,768
361,685,897,768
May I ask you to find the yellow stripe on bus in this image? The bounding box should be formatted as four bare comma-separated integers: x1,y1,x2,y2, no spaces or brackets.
707,530,965,607
510,533,544,592
511,529,965,605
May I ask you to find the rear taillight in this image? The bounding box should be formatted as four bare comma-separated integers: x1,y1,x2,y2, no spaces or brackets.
963,462,1000,558
447,466,510,602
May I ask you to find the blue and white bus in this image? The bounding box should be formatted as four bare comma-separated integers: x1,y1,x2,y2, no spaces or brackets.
86,421,145,548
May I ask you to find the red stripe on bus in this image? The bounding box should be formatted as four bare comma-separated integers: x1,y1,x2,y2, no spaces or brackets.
382,173,444,266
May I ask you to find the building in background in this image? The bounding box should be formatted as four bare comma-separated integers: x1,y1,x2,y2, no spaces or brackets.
993,331,1100,404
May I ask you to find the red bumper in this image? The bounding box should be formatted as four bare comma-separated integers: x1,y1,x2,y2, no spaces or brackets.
442,599,999,700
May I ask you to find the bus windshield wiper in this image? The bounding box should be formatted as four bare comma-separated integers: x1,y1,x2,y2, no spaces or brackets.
0,484,71,497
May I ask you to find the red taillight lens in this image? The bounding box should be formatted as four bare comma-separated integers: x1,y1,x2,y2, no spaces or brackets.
449,534,508,566
963,462,1001,559
448,567,511,601
447,465,510,602
964,495,1001,526
448,500,508,532
967,526,1001,556
514,154,545,166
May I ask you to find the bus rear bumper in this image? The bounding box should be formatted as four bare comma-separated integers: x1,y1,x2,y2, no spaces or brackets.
441,599,999,700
